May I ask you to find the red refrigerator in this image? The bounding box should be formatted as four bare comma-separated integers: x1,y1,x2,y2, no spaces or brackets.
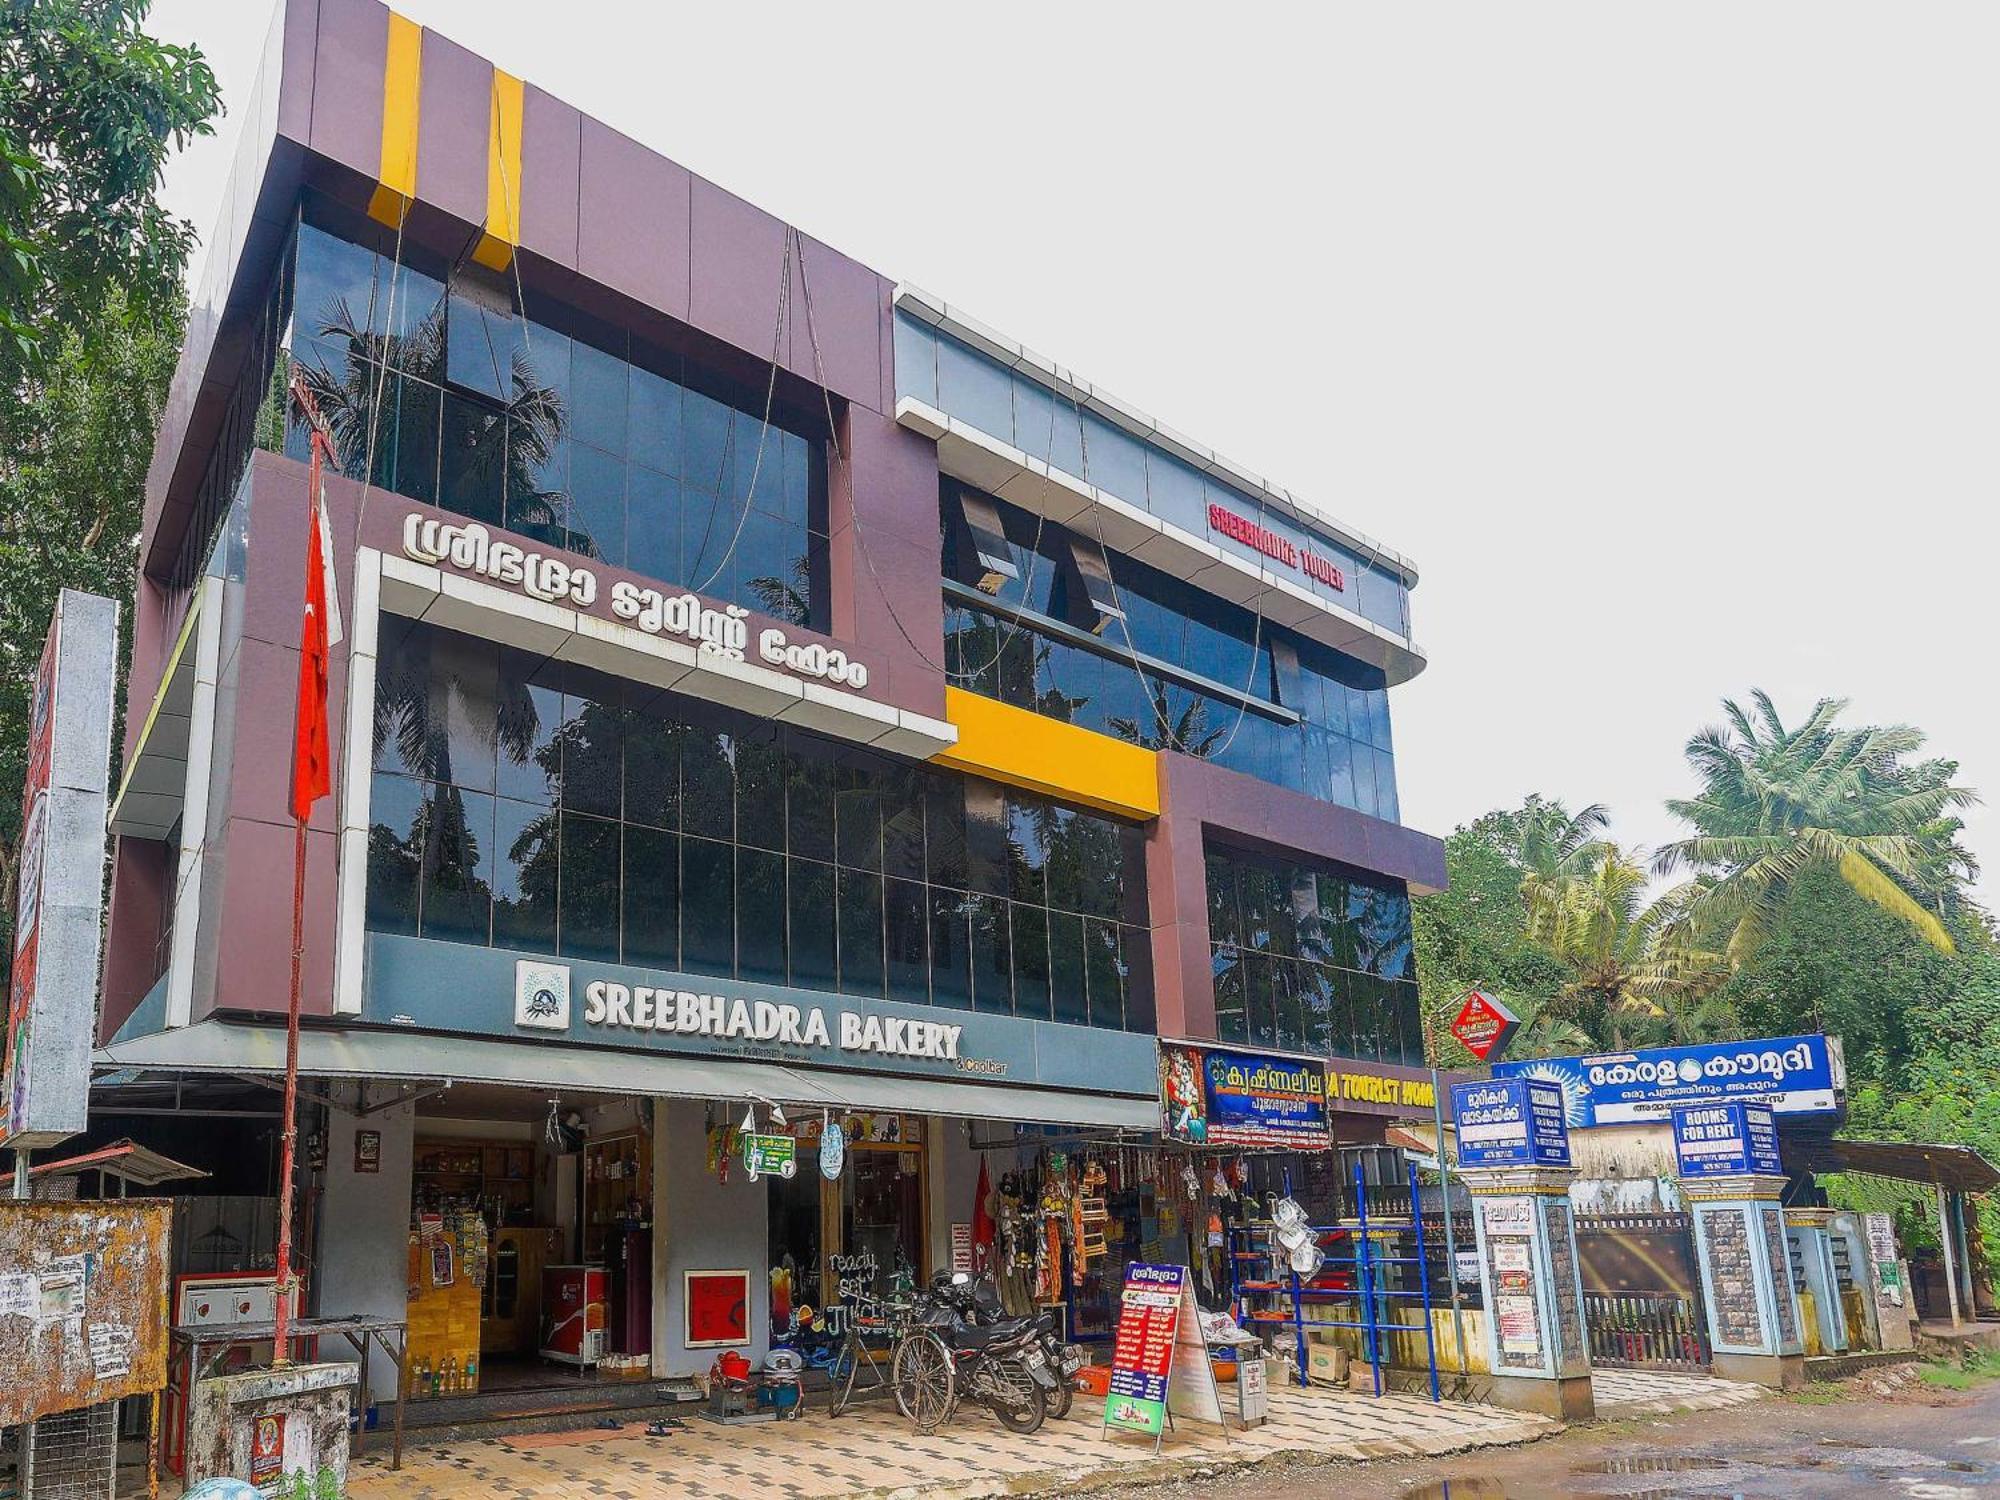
540,1264,607,1366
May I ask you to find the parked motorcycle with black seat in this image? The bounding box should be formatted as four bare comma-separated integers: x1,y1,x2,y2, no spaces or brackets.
931,1272,1085,1420
905,1272,1053,1432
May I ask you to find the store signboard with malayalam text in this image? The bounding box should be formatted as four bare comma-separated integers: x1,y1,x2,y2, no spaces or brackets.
1451,1078,1571,1169
366,935,1157,1099
1494,1034,1844,1128
1158,1043,1331,1151
1671,1101,1783,1178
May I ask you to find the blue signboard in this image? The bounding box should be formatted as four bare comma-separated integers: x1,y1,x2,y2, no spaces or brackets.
1160,1044,1332,1151
1673,1101,1783,1178
1493,1034,1843,1128
1451,1078,1571,1168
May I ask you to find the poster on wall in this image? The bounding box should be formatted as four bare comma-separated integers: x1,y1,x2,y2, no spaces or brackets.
685,1269,752,1348
1158,1043,1331,1151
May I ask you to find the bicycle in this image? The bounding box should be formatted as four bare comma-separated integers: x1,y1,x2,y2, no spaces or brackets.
828,1300,918,1418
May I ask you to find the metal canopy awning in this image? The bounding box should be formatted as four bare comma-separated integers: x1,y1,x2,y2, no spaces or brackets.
93,1020,1156,1131
29,1139,210,1188
1791,1137,2000,1193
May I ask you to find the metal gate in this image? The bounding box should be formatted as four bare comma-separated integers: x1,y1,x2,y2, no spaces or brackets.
1575,1212,1711,1372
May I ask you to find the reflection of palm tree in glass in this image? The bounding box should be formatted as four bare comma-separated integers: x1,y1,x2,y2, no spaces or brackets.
372,633,546,915
295,294,578,554
747,552,812,628
1109,683,1226,758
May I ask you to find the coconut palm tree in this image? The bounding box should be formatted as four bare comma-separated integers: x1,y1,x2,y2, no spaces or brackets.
1523,844,1732,1050
1653,691,1978,959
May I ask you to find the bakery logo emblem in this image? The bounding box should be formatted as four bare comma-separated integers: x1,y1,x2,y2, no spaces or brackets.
515,960,571,1031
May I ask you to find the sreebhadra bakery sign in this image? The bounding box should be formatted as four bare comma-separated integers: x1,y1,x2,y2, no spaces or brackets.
403,513,871,691
514,959,969,1063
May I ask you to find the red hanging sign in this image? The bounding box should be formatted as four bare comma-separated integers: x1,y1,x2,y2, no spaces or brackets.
1450,990,1520,1062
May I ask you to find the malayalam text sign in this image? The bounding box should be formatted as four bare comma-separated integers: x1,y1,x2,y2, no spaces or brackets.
1672,1101,1783,1178
1493,1034,1843,1127
1452,1078,1571,1168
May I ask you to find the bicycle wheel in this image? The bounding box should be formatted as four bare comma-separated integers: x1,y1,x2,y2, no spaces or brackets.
828,1335,860,1418
892,1331,955,1432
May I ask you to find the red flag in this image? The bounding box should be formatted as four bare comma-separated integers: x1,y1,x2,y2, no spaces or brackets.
290,440,341,822
970,1157,996,1274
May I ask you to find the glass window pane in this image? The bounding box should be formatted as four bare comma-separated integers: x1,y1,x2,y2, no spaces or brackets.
446,290,515,402
559,688,625,819
1084,918,1123,1031
1122,924,1155,1034
1242,951,1275,1049
624,713,680,830
680,836,735,977
1006,796,1046,904
365,772,427,935
1011,905,1051,1021
493,672,562,806
558,813,621,962
922,772,968,890
735,730,787,852
374,373,441,506
1049,914,1087,1026
570,339,628,456
681,486,728,592
880,766,925,881
627,465,679,586
834,763,882,872
1211,947,1246,1045
492,795,556,953
431,631,498,793
836,868,884,998
967,893,1012,1013
623,825,679,968
929,889,972,1011
1351,738,1378,819
440,391,507,526
684,390,732,494
788,860,838,994
568,443,627,567
884,877,929,1005
1271,957,1308,1054
681,721,735,841
786,741,836,862
737,848,787,986
964,782,1009,897
294,223,382,347
630,363,682,475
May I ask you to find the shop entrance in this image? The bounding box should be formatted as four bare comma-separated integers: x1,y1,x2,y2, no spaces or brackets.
403,1093,653,1402
768,1114,927,1361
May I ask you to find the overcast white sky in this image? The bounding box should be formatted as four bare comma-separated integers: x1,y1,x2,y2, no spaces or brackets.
150,2,2000,902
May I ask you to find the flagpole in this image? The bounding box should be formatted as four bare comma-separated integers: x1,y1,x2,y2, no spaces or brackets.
275,370,338,1367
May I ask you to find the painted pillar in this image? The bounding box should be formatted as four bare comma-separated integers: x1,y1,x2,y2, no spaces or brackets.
1461,1165,1594,1420
1935,1184,1964,1329
1785,1208,1848,1356
1683,1175,1806,1388
1451,1077,1591,1420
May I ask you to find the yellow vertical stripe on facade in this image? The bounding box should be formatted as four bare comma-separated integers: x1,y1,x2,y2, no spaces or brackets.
367,11,423,228
929,688,1160,820
473,68,526,272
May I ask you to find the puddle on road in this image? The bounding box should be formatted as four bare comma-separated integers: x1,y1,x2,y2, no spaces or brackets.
1396,1446,1997,1499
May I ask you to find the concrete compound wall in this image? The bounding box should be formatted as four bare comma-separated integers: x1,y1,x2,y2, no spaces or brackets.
316,1092,416,1403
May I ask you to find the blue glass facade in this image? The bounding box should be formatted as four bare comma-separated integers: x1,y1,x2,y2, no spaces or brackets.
1204,846,1423,1066
366,618,1154,1033
897,311,1411,640
284,202,824,626
942,486,1399,823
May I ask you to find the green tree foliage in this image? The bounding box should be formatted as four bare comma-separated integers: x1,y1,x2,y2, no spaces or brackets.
0,0,219,384
0,1,219,943
1656,691,1977,960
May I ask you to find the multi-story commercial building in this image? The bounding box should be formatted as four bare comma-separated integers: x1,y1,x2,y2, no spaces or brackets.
93,0,1445,1393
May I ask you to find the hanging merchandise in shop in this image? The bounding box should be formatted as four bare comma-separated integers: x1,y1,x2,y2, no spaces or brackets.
1157,1043,1332,1152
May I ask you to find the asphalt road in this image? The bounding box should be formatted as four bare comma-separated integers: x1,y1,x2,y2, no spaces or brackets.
1115,1368,2000,1499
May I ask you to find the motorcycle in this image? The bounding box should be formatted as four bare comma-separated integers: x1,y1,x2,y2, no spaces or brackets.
898,1272,1051,1433
934,1272,1085,1419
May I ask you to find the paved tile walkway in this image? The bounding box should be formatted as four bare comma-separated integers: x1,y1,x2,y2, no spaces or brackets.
1590,1366,1769,1419
342,1384,1556,1499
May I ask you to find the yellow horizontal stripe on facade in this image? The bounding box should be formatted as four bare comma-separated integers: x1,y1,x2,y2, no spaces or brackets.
472,67,525,272
367,11,423,228
929,687,1160,820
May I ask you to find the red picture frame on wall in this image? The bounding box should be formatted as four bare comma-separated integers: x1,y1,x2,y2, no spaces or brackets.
684,1269,751,1348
